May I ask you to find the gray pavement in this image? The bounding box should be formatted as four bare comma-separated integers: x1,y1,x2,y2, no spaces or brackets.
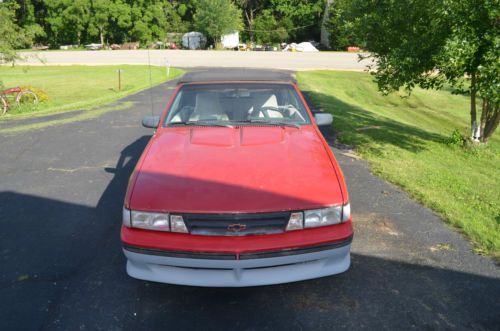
0,68,498,330
19,50,372,70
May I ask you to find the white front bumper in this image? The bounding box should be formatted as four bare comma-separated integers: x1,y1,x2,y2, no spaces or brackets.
123,243,351,287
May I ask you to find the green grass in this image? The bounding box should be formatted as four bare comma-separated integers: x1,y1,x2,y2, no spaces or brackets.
298,71,500,258
0,65,184,119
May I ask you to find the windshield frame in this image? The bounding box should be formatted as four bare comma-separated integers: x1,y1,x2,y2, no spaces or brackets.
162,82,313,128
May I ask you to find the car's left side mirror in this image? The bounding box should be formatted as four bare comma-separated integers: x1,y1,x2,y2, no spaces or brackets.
142,115,160,129
314,113,333,126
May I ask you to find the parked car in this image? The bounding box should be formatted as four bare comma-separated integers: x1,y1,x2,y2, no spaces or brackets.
121,80,353,287
85,43,103,50
252,44,274,51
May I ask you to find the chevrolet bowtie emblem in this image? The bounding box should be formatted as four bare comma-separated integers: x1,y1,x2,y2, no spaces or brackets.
227,223,247,232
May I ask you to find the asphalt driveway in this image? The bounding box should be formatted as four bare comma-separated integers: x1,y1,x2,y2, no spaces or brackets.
0,69,498,330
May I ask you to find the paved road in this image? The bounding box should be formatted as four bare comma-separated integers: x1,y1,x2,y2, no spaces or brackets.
0,69,499,330
20,50,372,70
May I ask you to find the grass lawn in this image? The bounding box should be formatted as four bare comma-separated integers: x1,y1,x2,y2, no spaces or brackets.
0,65,184,119
298,71,500,258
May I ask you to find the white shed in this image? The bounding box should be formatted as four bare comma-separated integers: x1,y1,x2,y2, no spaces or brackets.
221,31,240,49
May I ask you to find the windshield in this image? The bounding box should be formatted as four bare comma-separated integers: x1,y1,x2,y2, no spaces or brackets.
164,83,311,127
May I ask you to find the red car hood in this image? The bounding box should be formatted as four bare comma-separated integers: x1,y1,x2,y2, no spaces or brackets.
129,126,343,213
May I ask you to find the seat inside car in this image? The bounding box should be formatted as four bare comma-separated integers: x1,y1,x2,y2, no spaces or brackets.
251,93,283,118
189,92,229,121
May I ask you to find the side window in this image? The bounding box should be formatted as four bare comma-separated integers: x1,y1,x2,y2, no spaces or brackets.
286,89,303,111
166,91,183,123
165,90,198,123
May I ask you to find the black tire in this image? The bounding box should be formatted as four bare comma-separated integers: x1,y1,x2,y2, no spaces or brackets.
15,90,39,106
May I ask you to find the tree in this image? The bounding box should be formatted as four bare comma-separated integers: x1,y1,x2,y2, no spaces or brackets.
0,2,38,64
270,0,324,41
129,0,160,44
439,0,499,142
5,0,331,48
63,0,92,45
347,0,499,142
253,9,289,43
237,0,268,42
320,0,332,48
13,0,44,43
107,0,131,43
127,0,185,45
44,0,66,45
193,0,243,46
164,1,188,35
45,0,91,45
325,0,361,50
88,0,115,45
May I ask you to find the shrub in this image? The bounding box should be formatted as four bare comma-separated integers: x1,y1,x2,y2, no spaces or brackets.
20,85,49,103
444,128,466,147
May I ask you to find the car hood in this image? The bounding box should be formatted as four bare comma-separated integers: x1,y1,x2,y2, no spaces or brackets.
130,126,343,213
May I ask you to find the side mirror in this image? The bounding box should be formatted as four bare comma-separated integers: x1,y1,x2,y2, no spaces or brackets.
142,115,160,129
314,113,333,126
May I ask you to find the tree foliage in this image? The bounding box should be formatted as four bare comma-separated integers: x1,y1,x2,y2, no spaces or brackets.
0,2,41,64
326,0,362,50
253,9,290,43
10,0,190,46
238,0,325,44
270,0,324,41
345,0,499,142
15,0,327,47
3,0,327,48
237,0,268,42
193,0,243,45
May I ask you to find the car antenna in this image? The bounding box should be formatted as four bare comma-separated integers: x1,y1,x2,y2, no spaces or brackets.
147,48,154,116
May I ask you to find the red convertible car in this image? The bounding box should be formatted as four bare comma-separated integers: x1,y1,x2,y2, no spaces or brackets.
121,80,352,287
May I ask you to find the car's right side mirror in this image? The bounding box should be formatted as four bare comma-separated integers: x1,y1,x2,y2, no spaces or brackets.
142,115,160,129
314,113,333,126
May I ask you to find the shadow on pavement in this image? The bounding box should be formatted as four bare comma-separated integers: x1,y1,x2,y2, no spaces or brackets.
0,134,499,331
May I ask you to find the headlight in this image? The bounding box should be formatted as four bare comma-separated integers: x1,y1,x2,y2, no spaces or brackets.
285,203,350,230
130,210,170,231
304,205,343,228
123,208,190,233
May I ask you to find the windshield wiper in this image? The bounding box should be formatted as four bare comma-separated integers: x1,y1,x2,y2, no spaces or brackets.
238,119,301,128
170,121,233,128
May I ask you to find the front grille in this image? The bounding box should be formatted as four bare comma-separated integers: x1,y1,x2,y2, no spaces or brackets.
182,212,291,236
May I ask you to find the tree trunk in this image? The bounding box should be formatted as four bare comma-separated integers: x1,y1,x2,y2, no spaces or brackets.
321,0,334,49
100,30,104,46
470,72,479,141
480,98,500,143
245,10,254,43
